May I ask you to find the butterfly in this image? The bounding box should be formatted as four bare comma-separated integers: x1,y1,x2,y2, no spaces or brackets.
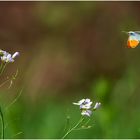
123,31,140,48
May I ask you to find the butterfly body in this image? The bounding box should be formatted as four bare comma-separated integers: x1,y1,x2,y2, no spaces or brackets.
126,31,140,48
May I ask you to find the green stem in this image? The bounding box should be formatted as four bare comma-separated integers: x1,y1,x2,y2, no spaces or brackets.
84,118,91,126
0,63,4,75
62,117,84,139
0,63,7,76
0,107,4,139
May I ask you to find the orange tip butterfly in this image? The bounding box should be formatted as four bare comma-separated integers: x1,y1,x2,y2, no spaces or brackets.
123,31,140,48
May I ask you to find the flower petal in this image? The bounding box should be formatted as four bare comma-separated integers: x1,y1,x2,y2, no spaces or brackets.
94,102,101,110
78,99,85,104
80,104,92,109
85,98,90,103
73,99,85,105
73,102,80,105
12,52,19,59
81,110,92,117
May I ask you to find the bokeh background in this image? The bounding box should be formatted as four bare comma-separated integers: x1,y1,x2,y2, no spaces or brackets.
0,1,140,138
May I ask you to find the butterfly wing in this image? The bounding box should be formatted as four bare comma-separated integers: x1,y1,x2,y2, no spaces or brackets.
134,32,140,41
127,35,139,48
133,31,140,34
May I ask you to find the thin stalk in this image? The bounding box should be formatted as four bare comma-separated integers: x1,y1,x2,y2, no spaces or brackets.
62,117,84,139
0,63,7,76
0,107,4,139
84,118,91,126
0,78,10,88
63,116,70,132
0,63,4,75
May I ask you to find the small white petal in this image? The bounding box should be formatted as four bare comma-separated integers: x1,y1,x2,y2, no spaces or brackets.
78,99,85,104
80,104,91,109
73,102,80,105
94,102,101,110
81,110,92,117
6,54,13,62
7,54,12,59
85,99,90,103
4,52,8,56
73,99,85,106
1,56,6,61
12,52,19,59
88,101,92,106
8,57,14,62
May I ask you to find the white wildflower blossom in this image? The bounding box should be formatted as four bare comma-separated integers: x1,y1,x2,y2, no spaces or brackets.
73,98,92,109
81,109,92,117
73,98,101,117
12,52,19,59
73,99,85,106
0,50,19,63
80,101,92,109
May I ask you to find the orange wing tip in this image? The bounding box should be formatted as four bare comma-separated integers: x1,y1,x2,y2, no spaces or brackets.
127,40,139,48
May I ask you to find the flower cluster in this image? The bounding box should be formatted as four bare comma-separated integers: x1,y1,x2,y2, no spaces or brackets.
0,49,19,63
73,98,101,117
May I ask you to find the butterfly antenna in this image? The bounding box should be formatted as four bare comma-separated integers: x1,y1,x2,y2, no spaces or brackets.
122,31,128,34
135,31,140,34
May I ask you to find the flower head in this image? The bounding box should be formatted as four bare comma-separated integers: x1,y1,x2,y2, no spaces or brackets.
73,98,101,117
81,109,92,117
73,98,92,109
0,50,19,63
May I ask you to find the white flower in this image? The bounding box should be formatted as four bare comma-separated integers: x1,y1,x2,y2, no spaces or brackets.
73,98,92,109
80,102,92,109
73,98,101,117
12,52,19,59
73,99,85,105
1,53,14,63
81,109,92,117
0,50,7,56
94,102,101,110
73,98,93,117
0,50,19,63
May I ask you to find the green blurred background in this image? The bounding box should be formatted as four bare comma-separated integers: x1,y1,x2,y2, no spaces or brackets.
0,1,140,138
